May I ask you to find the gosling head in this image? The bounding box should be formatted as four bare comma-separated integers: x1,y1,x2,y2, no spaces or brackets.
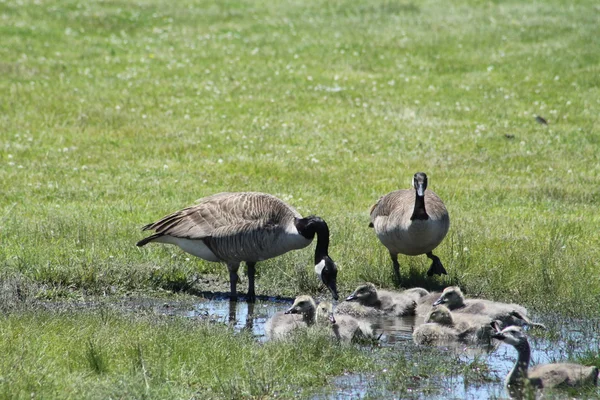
413,172,428,197
285,295,317,316
316,301,336,324
433,286,465,308
425,305,454,326
345,283,378,305
491,325,528,347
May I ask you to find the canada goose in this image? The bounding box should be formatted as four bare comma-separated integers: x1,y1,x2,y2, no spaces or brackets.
426,305,494,341
433,287,546,329
492,326,598,395
316,301,374,342
344,283,419,316
137,192,338,301
265,295,317,340
369,172,449,282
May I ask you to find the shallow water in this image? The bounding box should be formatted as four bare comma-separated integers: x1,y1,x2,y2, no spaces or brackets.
151,297,599,399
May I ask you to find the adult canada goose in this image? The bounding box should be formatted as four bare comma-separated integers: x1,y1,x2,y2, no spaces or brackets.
369,172,449,282
137,192,338,301
433,287,546,329
344,283,424,316
492,326,598,395
316,301,374,342
265,295,316,340
426,305,494,341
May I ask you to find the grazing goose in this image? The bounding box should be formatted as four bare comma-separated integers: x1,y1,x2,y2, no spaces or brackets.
492,326,598,395
265,295,316,340
426,305,494,341
369,172,449,282
433,287,546,329
343,283,420,316
316,301,374,342
137,192,338,301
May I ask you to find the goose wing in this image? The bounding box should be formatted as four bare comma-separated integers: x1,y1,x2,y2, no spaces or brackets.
142,192,299,240
369,190,413,226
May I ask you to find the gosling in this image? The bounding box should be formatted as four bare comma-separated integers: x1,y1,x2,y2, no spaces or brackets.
265,295,316,340
426,305,494,342
433,286,545,329
316,301,374,342
413,321,461,345
343,283,426,317
492,326,598,395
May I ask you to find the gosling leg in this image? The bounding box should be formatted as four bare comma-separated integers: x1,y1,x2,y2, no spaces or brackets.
426,252,447,276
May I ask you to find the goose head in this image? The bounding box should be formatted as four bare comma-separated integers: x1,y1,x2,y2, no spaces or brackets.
433,286,465,308
413,172,428,197
316,301,336,324
285,295,317,317
345,283,378,305
315,256,338,301
426,305,454,326
295,216,339,301
491,325,527,347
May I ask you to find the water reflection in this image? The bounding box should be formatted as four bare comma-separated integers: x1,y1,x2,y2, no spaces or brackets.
152,298,599,399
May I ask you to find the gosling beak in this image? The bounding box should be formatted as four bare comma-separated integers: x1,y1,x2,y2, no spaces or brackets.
284,306,299,315
345,293,358,302
432,297,444,306
329,313,336,324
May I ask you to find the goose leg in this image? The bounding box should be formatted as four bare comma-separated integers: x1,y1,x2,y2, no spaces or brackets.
227,262,241,301
426,252,447,276
246,262,256,302
390,252,401,284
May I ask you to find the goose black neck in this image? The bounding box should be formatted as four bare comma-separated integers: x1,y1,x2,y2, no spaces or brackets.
296,216,330,263
510,341,531,384
410,193,429,221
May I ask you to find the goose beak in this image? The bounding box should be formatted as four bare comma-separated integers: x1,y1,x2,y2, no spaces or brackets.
327,282,339,301
416,182,425,197
345,293,357,302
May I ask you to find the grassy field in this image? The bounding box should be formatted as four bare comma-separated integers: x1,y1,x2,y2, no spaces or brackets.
1,0,600,397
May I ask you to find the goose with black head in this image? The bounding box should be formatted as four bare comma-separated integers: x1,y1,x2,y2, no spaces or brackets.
137,192,338,301
369,172,450,282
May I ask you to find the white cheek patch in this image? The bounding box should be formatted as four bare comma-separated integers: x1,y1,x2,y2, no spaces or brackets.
314,259,326,277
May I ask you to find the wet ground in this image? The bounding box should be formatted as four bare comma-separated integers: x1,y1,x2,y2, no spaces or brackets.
53,295,599,399
132,296,599,399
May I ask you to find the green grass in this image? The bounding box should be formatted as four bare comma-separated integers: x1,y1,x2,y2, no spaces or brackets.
1,0,600,396
2,0,599,313
0,308,493,399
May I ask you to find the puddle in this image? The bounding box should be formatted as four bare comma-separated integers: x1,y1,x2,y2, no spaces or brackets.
76,297,599,399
